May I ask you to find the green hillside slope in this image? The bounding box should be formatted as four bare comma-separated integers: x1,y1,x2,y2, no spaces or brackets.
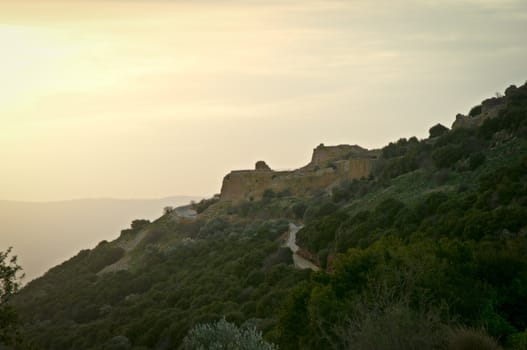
9,81,527,350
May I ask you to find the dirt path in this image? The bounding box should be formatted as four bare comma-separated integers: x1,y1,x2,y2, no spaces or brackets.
97,229,147,275
285,223,320,271
99,205,197,275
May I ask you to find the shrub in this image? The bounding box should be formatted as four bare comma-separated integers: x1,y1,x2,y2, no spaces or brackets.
291,202,307,220
434,128,476,148
198,217,229,238
277,189,292,198
131,219,150,230
193,197,220,214
230,201,254,218
447,327,502,350
429,123,449,138
102,335,131,350
121,219,151,238
262,189,276,203
432,144,465,168
181,317,277,350
256,219,289,241
479,106,527,139
381,138,419,159
319,202,338,216
469,105,482,117
469,152,486,170
297,212,346,253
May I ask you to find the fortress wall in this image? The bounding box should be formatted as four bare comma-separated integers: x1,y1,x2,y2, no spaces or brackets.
335,158,373,180
310,144,367,166
220,158,374,202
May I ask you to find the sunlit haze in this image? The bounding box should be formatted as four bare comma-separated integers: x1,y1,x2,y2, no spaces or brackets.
1,0,526,201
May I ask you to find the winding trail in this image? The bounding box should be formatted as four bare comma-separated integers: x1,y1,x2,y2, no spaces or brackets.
284,223,320,271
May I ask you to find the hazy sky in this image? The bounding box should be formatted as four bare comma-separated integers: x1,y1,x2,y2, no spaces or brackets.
1,0,526,201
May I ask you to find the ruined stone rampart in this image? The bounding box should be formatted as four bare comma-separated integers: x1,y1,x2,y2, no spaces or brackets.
220,145,376,201
309,144,369,167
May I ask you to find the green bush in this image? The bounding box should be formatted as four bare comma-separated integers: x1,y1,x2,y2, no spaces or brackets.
262,189,276,203
120,219,151,238
0,248,23,347
181,318,277,350
198,217,230,238
381,137,419,159
432,144,465,168
429,123,449,138
469,105,482,117
262,248,293,272
131,219,150,230
291,202,307,220
297,212,347,253
193,197,220,214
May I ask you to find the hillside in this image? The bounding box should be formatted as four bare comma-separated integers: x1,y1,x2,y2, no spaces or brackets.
0,196,201,282
9,81,527,350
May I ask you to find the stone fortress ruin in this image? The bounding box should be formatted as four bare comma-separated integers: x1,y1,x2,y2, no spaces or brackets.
220,144,379,201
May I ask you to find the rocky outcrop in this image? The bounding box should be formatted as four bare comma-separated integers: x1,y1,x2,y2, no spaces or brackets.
220,144,377,201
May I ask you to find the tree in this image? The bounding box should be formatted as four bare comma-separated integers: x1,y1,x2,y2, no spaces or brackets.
429,123,449,138
131,219,150,230
0,247,23,346
163,206,174,215
181,318,277,350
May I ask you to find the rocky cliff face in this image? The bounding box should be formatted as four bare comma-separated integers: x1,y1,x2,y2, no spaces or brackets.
220,145,377,201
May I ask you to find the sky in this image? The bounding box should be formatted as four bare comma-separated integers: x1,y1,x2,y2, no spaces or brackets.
1,0,526,201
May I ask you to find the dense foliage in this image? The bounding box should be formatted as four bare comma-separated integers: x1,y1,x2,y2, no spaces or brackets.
0,248,24,347
10,82,527,349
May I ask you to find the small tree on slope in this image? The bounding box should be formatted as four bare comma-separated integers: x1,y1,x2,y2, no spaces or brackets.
0,247,24,346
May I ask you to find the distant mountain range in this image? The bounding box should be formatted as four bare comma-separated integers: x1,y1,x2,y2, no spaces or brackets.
0,196,201,282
